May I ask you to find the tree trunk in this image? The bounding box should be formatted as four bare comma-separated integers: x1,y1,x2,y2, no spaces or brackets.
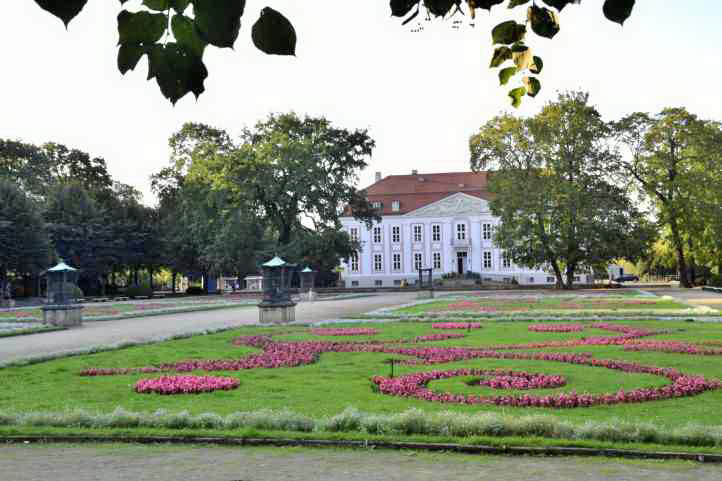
99,275,106,297
550,260,564,289
669,216,691,287
564,263,577,290
133,269,139,286
149,267,154,291
172,271,177,294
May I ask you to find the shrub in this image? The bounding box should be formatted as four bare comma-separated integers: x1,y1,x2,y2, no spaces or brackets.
186,286,206,295
126,285,153,298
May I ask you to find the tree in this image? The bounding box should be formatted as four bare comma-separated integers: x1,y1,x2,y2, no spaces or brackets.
0,179,50,300
613,109,722,287
29,0,635,105
470,91,653,288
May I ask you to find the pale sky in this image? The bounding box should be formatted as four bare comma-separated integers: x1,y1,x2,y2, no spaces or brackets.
2,1,720,203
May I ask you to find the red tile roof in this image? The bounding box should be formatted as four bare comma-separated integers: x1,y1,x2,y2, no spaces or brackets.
352,171,492,216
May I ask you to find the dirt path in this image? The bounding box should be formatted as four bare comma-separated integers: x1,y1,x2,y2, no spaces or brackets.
1,444,720,481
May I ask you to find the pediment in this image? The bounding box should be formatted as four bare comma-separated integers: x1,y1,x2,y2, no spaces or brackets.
404,193,489,217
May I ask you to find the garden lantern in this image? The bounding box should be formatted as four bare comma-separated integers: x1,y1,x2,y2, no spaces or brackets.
258,256,297,323
300,266,317,301
42,259,84,327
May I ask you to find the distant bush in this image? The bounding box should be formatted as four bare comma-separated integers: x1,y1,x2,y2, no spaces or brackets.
185,286,206,295
126,285,153,298
708,274,722,287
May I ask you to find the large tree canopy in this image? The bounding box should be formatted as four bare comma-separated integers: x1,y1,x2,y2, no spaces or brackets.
29,0,635,105
470,91,653,288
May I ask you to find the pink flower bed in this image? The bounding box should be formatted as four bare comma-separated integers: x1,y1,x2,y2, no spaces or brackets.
414,333,466,342
528,323,584,333
134,375,239,395
371,365,720,408
432,322,483,330
472,371,567,390
623,341,722,356
308,328,379,336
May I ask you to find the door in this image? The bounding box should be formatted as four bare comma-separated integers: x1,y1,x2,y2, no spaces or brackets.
456,252,467,275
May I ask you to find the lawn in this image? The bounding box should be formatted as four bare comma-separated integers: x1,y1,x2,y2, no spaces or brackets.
388,292,710,317
0,297,255,323
2,317,722,452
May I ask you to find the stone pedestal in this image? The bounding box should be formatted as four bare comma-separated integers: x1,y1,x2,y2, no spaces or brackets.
42,304,84,327
417,290,435,299
258,301,296,324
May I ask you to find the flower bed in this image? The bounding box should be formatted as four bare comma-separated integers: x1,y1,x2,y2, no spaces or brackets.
528,323,584,333
432,322,483,330
134,375,239,395
467,371,567,390
308,328,379,336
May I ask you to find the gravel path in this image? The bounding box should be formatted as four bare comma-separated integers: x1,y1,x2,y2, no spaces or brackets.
1,444,720,481
0,293,417,364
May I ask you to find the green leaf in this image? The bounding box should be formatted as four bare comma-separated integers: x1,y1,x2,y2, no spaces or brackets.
172,14,207,57
523,76,541,97
251,7,297,56
34,0,88,27
499,67,517,86
508,87,526,108
475,0,504,10
508,0,530,8
193,0,246,48
491,21,526,45
146,43,208,104
142,0,169,11
490,46,512,68
423,0,458,17
541,0,576,11
530,55,543,74
170,0,191,13
117,11,167,46
117,44,145,75
603,0,635,26
528,5,560,39
390,0,419,17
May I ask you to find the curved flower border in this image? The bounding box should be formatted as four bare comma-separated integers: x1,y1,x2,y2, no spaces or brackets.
134,375,239,395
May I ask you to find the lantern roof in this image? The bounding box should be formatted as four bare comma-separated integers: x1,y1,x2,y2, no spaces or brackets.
262,256,287,268
301,267,313,273
47,261,78,272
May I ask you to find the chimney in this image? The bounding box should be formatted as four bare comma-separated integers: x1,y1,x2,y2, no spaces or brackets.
375,172,382,182
411,169,418,175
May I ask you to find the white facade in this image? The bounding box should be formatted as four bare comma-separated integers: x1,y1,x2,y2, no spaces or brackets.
339,192,593,288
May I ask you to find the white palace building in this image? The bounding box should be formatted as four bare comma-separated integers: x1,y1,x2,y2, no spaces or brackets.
339,171,594,288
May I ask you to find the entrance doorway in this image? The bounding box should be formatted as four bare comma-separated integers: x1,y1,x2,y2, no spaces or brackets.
456,251,468,275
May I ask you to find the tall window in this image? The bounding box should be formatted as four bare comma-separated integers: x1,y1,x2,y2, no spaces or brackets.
373,253,383,272
456,223,466,241
350,252,359,272
482,223,492,240
432,224,441,242
483,251,492,270
392,253,402,271
391,226,400,243
502,251,512,268
373,226,382,244
414,252,423,272
432,252,442,270
413,224,423,243
350,227,359,242
391,200,400,212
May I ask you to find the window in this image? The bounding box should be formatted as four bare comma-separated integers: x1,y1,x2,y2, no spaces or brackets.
351,281,359,287
373,226,382,244
373,253,383,272
391,200,400,212
482,223,492,240
349,227,359,242
483,251,492,270
547,276,555,283
432,224,441,242
413,224,423,243
374,280,383,287
414,252,423,272
393,279,402,286
372,201,382,210
573,276,581,282
529,277,535,283
502,252,512,268
432,252,442,270
391,226,400,243
350,252,359,272
392,253,402,272
456,223,466,241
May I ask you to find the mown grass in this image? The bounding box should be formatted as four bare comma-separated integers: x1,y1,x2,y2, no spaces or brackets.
2,319,722,432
